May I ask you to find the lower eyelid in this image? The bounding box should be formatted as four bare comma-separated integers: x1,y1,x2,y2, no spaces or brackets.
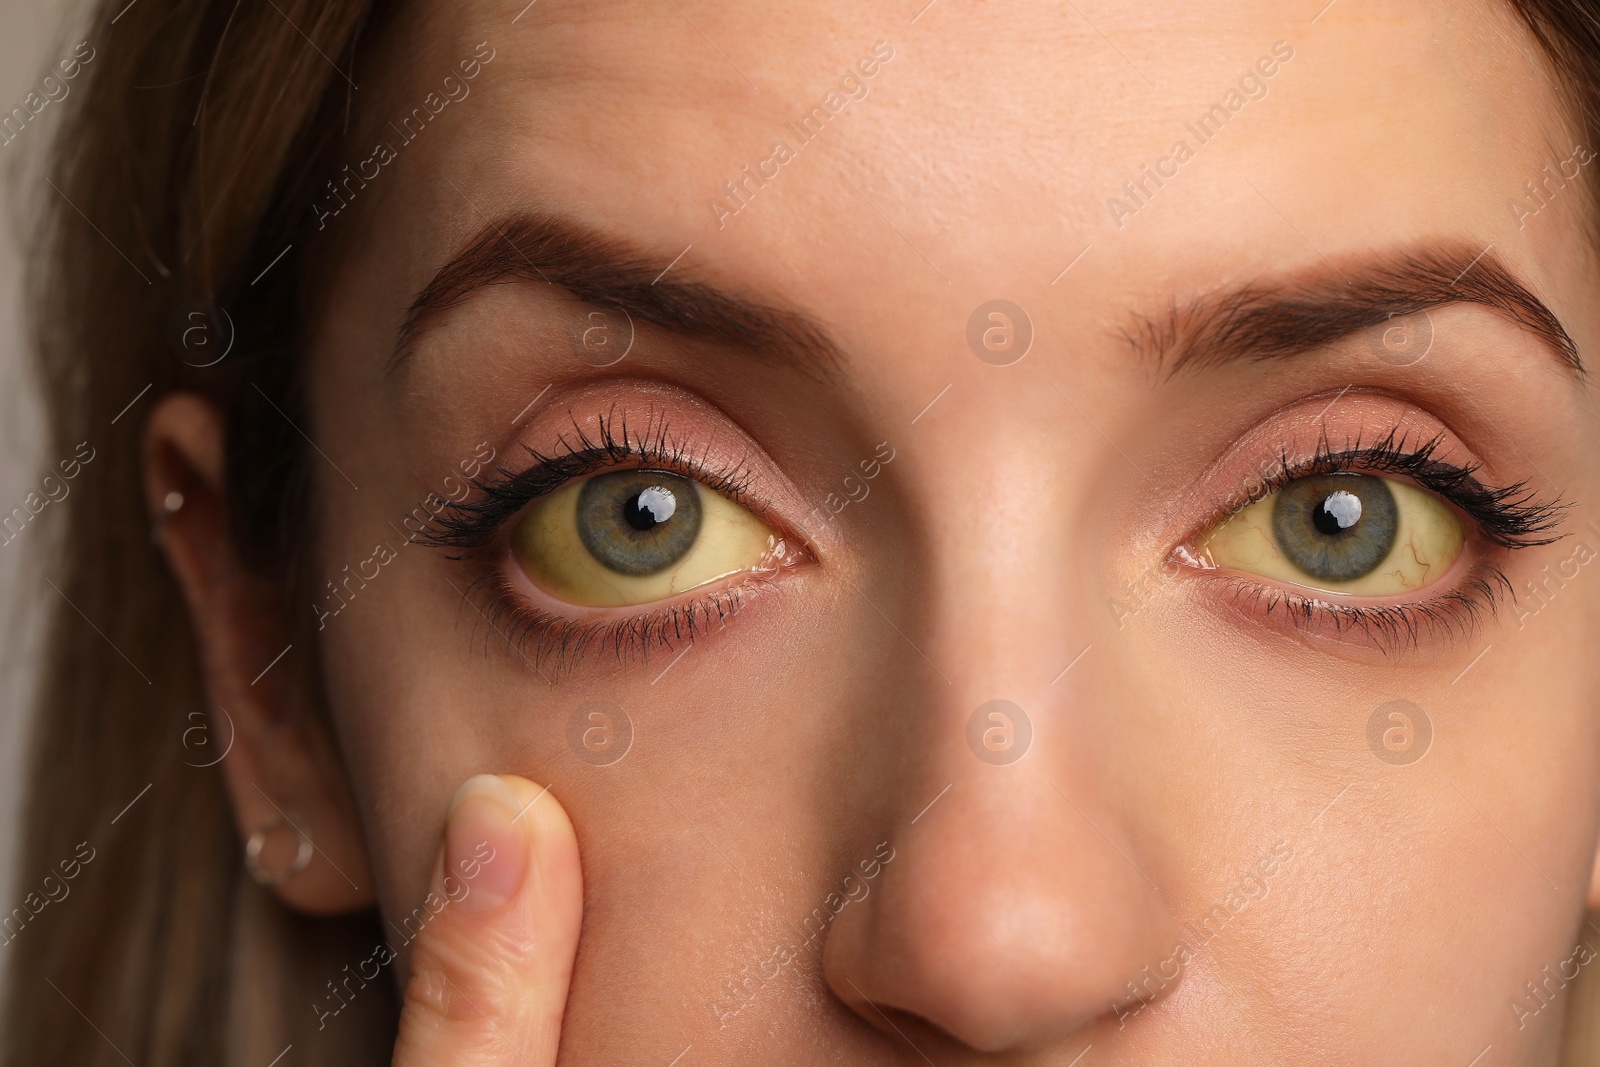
1189,562,1513,653
501,533,799,617
471,559,799,672
510,475,785,609
1171,465,1534,650
472,486,811,654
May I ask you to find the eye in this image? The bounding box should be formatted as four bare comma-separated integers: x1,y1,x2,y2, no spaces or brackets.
1198,472,1465,595
510,469,778,607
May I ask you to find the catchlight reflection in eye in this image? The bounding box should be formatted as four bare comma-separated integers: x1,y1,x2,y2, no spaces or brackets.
1199,473,1465,595
511,469,778,607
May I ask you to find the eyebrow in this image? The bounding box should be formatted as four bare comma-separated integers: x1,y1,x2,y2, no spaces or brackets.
1128,244,1582,379
390,213,845,383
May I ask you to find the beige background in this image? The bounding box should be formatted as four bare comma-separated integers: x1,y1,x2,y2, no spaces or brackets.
0,0,78,995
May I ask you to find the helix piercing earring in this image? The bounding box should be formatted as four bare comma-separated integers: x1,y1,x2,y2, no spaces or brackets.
150,490,184,543
244,812,313,887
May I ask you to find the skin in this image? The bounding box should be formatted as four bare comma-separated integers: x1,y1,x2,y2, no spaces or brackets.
143,0,1600,1062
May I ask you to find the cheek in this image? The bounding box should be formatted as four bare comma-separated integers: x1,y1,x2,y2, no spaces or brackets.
314,553,503,955
312,501,874,1001
1096,572,1600,1051
546,627,890,1049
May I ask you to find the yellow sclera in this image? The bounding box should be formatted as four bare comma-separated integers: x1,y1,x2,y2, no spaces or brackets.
1200,476,1464,596
511,473,777,607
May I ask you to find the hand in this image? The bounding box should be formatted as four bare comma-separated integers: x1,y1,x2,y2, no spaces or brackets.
392,775,583,1067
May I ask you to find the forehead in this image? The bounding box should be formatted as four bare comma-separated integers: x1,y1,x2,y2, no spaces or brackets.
342,0,1583,371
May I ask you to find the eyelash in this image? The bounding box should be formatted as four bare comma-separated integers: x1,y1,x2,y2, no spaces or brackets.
1180,428,1567,650
417,411,787,672
422,412,1567,667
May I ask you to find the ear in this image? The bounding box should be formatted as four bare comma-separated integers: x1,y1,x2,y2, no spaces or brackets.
143,393,374,914
1589,841,1600,913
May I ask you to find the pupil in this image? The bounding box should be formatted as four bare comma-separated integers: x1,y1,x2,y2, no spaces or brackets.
1313,489,1362,536
623,485,676,531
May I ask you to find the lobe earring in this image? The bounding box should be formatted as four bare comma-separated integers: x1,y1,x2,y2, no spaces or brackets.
244,812,314,886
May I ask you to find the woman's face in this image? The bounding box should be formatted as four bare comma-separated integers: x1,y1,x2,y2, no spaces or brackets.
295,0,1600,1060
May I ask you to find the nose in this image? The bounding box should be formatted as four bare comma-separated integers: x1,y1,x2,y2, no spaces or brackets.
821,726,1181,1051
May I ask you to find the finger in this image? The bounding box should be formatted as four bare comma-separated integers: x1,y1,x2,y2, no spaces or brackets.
392,775,583,1067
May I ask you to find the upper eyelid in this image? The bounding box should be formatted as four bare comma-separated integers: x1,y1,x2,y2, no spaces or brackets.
414,438,771,554
1189,432,1565,549
1187,445,1418,539
1229,444,1464,515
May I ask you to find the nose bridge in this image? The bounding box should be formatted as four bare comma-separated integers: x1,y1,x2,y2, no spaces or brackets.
818,424,1182,1050
919,425,1088,696
825,559,1190,1049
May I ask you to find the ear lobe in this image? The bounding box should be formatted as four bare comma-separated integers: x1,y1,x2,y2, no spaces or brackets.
144,393,375,915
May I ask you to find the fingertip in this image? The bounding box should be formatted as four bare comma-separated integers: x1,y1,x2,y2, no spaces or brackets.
496,776,583,931
392,776,584,1067
448,773,523,818
444,777,528,914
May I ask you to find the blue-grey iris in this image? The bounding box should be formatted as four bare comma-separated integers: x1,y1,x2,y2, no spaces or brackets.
577,470,702,576
1270,473,1398,582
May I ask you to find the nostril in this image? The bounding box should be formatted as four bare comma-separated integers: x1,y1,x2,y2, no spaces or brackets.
820,777,1183,1055
834,981,970,1056
845,985,1107,1055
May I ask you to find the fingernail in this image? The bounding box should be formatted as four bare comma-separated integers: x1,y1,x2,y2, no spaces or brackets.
443,774,529,914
